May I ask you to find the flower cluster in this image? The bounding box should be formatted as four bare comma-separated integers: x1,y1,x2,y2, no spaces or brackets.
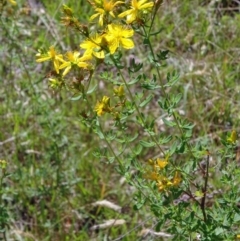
145,157,181,192
95,96,112,116
36,0,154,115
94,85,125,117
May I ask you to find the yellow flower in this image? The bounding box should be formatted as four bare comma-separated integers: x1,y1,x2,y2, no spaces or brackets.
227,129,237,144
148,159,155,166
118,0,154,24
113,85,125,97
104,24,134,54
237,234,240,239
156,176,172,192
89,0,123,26
144,171,159,181
95,96,112,116
59,51,91,76
36,46,64,74
148,157,168,169
156,158,168,169
172,171,181,186
80,34,105,59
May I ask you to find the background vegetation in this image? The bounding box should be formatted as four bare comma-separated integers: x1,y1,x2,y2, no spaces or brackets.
1,0,240,240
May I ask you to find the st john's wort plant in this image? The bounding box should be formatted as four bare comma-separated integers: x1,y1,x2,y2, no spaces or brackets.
36,1,240,240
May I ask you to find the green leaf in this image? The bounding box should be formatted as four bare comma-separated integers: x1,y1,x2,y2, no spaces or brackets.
115,138,125,143
107,157,115,163
173,93,182,105
71,94,82,101
158,98,168,110
185,129,193,138
150,27,164,36
128,59,143,73
143,38,150,45
105,131,116,141
141,83,161,90
156,50,169,60
164,71,180,87
177,142,185,153
181,123,195,130
234,213,240,222
159,135,173,144
133,144,142,155
169,140,178,155
87,84,97,94
214,227,224,235
126,133,139,142
94,128,104,139
128,75,141,85
139,94,153,107
139,140,156,147
162,118,176,127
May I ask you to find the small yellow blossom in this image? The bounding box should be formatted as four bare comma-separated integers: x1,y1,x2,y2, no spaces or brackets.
144,171,159,181
80,34,105,59
227,129,237,144
237,234,240,239
89,0,123,26
36,46,64,74
148,159,155,166
104,24,134,54
118,0,154,24
172,171,181,186
148,157,168,169
113,85,125,97
145,156,181,192
48,78,64,89
59,51,91,76
95,96,112,116
156,176,173,192
156,158,168,169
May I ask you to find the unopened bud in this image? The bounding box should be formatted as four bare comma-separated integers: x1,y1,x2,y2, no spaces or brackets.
62,4,73,17
154,0,163,12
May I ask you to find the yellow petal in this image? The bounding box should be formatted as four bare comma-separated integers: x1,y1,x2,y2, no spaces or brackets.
62,66,71,76
36,56,51,62
156,158,168,168
139,2,154,10
53,60,60,74
120,38,134,49
108,39,118,54
93,50,105,59
59,62,70,69
118,9,133,18
90,13,100,21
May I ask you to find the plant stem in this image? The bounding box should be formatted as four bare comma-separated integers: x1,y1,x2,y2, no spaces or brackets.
98,120,123,167
110,56,166,157
84,95,123,166
142,25,197,159
201,153,209,222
